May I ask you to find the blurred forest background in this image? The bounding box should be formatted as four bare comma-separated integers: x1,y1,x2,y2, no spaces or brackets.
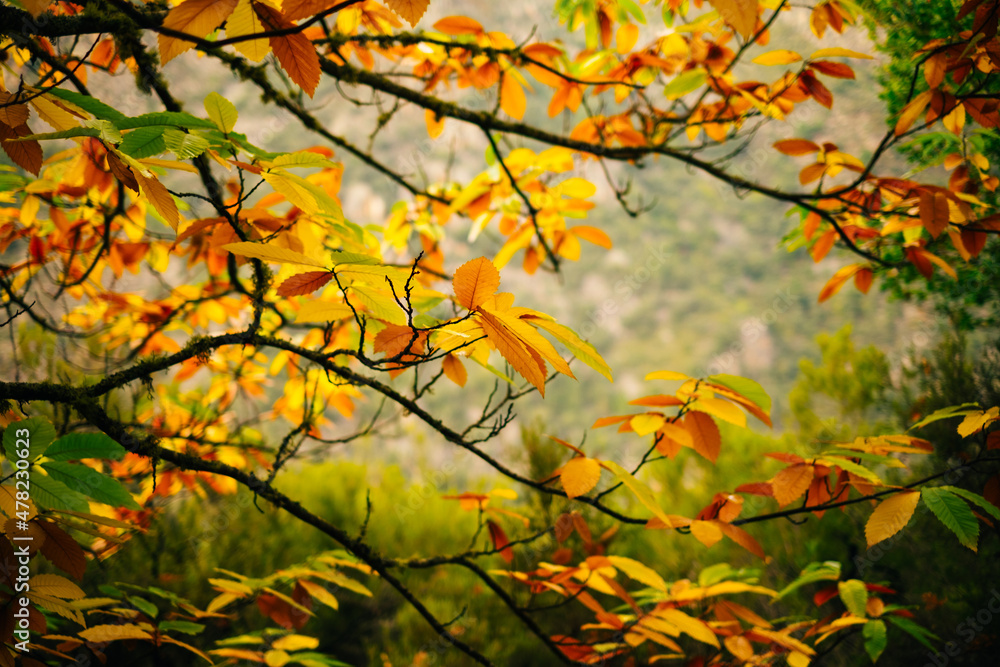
5,0,1000,664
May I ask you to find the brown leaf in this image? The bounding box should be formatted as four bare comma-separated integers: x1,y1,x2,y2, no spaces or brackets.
106,151,139,193
373,324,427,358
919,190,950,238
37,520,87,581
772,464,815,507
0,122,42,175
276,270,333,297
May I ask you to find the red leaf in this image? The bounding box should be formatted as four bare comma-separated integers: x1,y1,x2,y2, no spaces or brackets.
487,520,513,562
276,270,333,297
0,122,42,175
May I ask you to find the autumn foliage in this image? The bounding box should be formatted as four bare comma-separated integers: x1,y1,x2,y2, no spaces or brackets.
0,0,998,664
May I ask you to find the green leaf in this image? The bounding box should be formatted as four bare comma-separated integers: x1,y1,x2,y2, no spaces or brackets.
921,487,979,551
3,417,56,462
284,653,352,667
0,173,28,191
20,127,102,142
664,68,707,99
821,456,882,483
45,433,127,461
204,92,238,133
44,88,126,121
120,127,168,159
158,620,206,635
603,461,672,525
40,461,141,510
887,615,939,651
83,119,122,144
776,561,841,599
705,374,771,412
838,579,869,617
938,486,1000,521
863,620,887,662
163,129,210,160
909,403,980,430
129,596,159,619
30,473,90,512
114,112,217,131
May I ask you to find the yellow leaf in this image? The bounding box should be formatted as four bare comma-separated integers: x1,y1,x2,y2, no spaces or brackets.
295,301,354,323
21,0,53,18
158,0,240,65
607,556,668,591
865,491,920,547
895,90,933,136
690,520,724,548
654,608,720,647
297,579,339,610
501,75,526,120
772,464,815,507
809,47,874,60
221,241,328,268
522,316,613,381
477,308,547,395
561,457,602,498
483,306,575,378
228,0,272,62
78,624,153,642
631,413,666,436
787,651,812,667
385,0,430,26
690,397,746,427
957,407,999,437
753,50,802,66
708,0,759,39
616,24,639,54
453,257,501,310
645,370,689,381
272,634,320,651
265,649,290,667
29,574,85,599
134,170,180,230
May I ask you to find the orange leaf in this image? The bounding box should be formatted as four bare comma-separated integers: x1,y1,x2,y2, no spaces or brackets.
561,457,602,499
282,0,340,21
571,225,612,248
809,61,855,79
818,264,862,302
774,139,820,156
256,5,321,97
895,90,933,136
433,15,484,35
276,270,333,297
810,229,837,262
134,170,180,230
453,257,500,310
854,268,873,294
772,464,815,507
442,354,467,386
477,308,546,395
425,109,445,139
690,520,724,547
801,71,833,108
718,522,765,558
158,0,240,64
501,75,526,120
373,324,427,358
385,0,430,26
684,411,721,464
